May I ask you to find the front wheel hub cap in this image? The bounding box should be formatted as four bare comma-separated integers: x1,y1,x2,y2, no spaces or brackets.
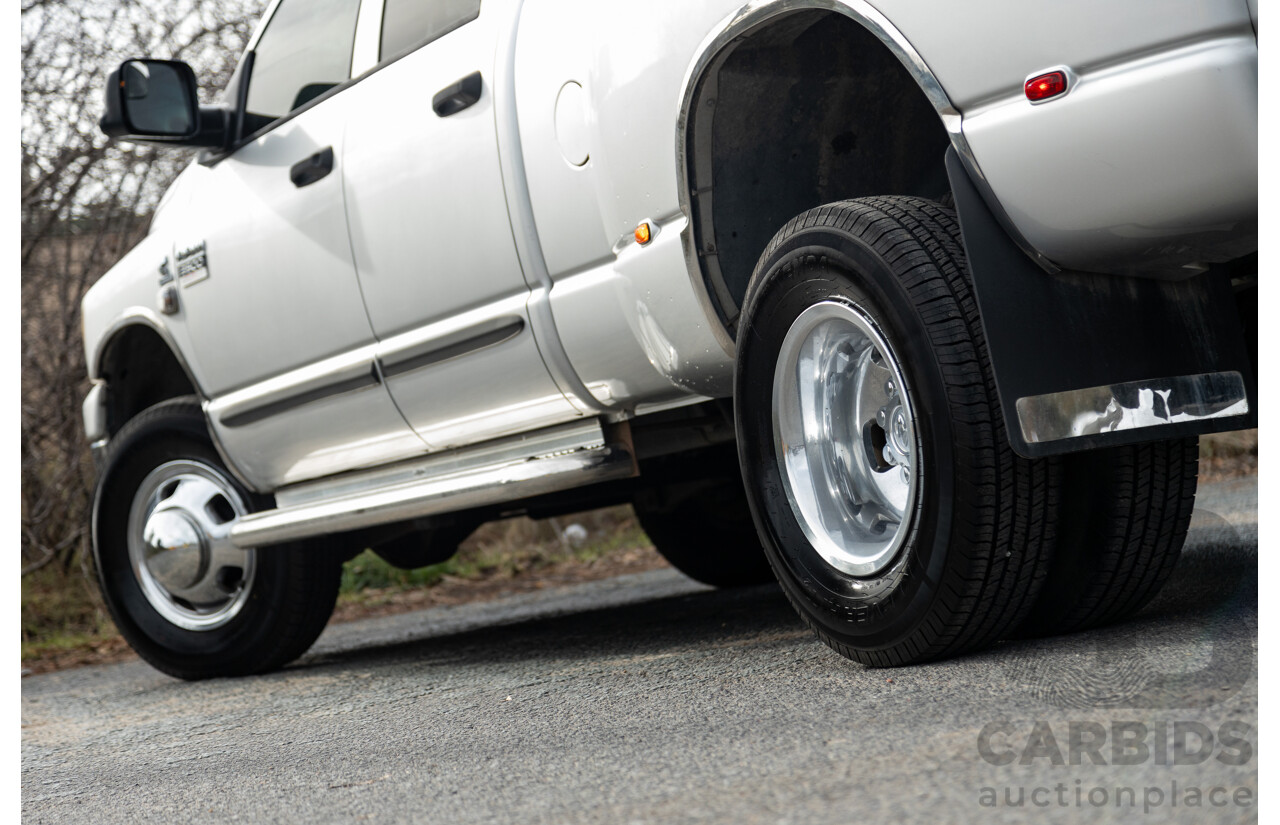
772,300,920,577
126,460,257,631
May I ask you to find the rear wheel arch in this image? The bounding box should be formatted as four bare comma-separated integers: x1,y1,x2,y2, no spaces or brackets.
678,3,960,338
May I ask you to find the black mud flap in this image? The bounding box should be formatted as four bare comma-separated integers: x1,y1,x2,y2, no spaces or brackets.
945,147,1256,458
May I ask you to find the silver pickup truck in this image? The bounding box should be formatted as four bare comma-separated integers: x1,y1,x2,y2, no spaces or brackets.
85,0,1258,678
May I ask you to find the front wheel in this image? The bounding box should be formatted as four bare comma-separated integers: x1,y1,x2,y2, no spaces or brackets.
93,398,342,680
735,197,1060,666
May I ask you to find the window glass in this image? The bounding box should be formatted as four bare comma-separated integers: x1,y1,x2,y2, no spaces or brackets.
380,0,480,62
245,0,362,126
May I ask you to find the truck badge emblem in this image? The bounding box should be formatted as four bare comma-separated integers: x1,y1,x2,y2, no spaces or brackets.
175,241,209,287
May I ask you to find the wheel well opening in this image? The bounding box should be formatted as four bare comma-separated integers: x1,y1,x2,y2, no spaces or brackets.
99,325,198,435
686,10,952,335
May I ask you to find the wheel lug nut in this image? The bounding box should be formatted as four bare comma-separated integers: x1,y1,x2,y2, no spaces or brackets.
901,466,910,484
876,408,887,428
885,380,896,397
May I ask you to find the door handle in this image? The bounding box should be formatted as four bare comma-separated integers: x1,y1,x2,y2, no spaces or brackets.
432,71,482,117
290,147,334,188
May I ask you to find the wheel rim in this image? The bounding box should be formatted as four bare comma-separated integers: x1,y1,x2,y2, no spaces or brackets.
126,460,257,631
772,300,919,577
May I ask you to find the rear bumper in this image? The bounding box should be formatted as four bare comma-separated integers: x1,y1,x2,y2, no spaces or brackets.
963,34,1257,277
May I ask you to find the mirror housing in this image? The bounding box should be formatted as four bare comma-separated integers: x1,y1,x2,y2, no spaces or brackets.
100,59,229,148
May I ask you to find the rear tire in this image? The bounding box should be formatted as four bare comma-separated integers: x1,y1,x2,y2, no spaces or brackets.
735,197,1060,666
93,398,342,680
1017,439,1198,636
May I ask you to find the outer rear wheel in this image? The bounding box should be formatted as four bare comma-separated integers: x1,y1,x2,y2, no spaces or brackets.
94,398,342,680
735,197,1060,666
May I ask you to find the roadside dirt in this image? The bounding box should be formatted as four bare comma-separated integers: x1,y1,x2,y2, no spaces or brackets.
22,545,669,676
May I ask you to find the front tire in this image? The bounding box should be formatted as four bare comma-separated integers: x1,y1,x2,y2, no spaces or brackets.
93,398,341,680
735,197,1059,666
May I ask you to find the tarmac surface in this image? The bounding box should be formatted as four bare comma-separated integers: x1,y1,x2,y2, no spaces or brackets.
21,477,1257,824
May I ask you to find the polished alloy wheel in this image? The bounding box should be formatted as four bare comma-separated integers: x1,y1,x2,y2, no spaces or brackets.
772,299,919,577
125,460,256,631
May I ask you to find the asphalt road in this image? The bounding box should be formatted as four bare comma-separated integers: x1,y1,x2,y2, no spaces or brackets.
22,477,1257,824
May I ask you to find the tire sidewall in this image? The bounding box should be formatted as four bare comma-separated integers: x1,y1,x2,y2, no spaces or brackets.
736,227,958,652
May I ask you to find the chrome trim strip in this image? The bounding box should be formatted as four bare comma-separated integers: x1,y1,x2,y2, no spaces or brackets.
379,316,524,378
1016,371,1249,445
233,438,634,548
674,0,1061,331
275,418,607,507
493,0,614,414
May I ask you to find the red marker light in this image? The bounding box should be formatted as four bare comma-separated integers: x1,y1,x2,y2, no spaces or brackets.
1025,71,1068,102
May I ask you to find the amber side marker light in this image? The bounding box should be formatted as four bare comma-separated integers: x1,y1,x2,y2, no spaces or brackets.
1025,71,1068,102
635,222,652,245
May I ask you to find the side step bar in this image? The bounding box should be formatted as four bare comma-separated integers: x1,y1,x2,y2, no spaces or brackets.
230,419,636,549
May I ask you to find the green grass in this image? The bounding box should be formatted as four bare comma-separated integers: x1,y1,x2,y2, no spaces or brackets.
336,506,650,605
21,560,120,663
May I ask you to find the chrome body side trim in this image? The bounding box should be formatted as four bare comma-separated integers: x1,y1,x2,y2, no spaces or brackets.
674,0,1060,335
1016,372,1249,445
493,0,614,414
232,419,634,548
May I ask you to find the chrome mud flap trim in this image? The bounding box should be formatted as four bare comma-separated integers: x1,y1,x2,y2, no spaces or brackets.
1016,371,1248,445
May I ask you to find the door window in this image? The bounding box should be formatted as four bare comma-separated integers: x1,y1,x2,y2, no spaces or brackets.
244,0,362,129
379,0,480,62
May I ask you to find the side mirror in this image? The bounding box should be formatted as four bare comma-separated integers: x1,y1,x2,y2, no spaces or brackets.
100,59,227,148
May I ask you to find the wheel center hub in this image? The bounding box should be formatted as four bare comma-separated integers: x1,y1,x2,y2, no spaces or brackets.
886,405,911,462
142,509,208,590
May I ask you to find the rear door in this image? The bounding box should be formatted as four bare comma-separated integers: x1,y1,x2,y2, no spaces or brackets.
342,0,583,451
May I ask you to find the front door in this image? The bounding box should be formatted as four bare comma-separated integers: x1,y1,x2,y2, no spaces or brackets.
174,0,425,489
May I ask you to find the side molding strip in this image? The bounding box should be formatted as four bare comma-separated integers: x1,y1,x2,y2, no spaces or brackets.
219,366,380,428
380,317,524,378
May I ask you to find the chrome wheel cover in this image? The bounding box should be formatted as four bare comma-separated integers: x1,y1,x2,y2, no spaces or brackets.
126,460,256,631
772,300,919,577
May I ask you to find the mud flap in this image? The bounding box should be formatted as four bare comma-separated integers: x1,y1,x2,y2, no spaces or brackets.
945,147,1256,458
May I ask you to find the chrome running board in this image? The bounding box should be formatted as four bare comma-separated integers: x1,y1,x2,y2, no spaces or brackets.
230,419,635,548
